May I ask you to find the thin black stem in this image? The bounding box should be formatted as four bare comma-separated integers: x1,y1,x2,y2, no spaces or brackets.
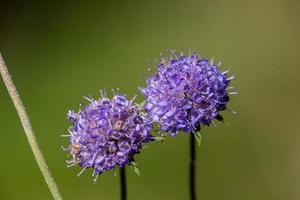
190,133,196,200
120,167,127,200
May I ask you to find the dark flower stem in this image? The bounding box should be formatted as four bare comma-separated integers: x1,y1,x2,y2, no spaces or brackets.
120,167,127,200
190,133,196,200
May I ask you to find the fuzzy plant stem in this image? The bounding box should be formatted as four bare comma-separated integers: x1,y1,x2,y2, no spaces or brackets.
0,54,63,200
120,167,127,200
190,133,196,200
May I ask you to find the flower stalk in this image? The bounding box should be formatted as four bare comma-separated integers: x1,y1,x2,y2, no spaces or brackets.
190,133,196,200
0,53,63,200
120,167,127,200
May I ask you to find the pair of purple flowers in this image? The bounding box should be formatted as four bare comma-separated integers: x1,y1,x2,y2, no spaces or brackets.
63,50,235,180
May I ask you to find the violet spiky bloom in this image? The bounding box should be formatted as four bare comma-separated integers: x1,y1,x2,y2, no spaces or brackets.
64,92,153,178
140,51,236,136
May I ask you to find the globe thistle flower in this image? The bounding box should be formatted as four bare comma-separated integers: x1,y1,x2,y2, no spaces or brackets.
140,50,236,136
62,90,153,180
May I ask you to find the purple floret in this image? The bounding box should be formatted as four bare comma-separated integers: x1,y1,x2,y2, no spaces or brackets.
140,51,235,136
65,93,153,177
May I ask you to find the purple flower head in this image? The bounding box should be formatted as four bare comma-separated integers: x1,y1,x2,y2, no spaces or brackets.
140,50,236,136
64,91,153,178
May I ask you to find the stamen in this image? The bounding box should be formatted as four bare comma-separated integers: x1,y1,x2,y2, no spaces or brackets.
93,174,99,184
172,50,178,59
100,89,107,99
222,69,230,75
68,128,74,135
111,89,116,95
228,109,237,114
91,152,98,163
130,95,137,104
226,87,235,90
61,145,70,151
229,92,238,95
77,167,87,177
60,134,71,137
210,57,214,65
226,75,235,81
83,96,93,103
112,88,119,95
67,163,77,168
66,160,77,164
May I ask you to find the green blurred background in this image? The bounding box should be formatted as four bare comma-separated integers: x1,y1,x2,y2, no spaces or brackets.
0,0,299,199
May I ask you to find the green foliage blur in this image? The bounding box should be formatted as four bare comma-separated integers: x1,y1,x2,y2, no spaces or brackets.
0,0,299,199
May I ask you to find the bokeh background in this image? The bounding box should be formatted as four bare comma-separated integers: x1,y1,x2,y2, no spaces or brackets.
0,0,299,199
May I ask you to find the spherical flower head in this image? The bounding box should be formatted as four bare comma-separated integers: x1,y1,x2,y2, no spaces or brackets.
64,92,153,177
140,50,235,136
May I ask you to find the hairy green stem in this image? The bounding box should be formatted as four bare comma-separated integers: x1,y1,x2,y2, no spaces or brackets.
0,53,63,200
